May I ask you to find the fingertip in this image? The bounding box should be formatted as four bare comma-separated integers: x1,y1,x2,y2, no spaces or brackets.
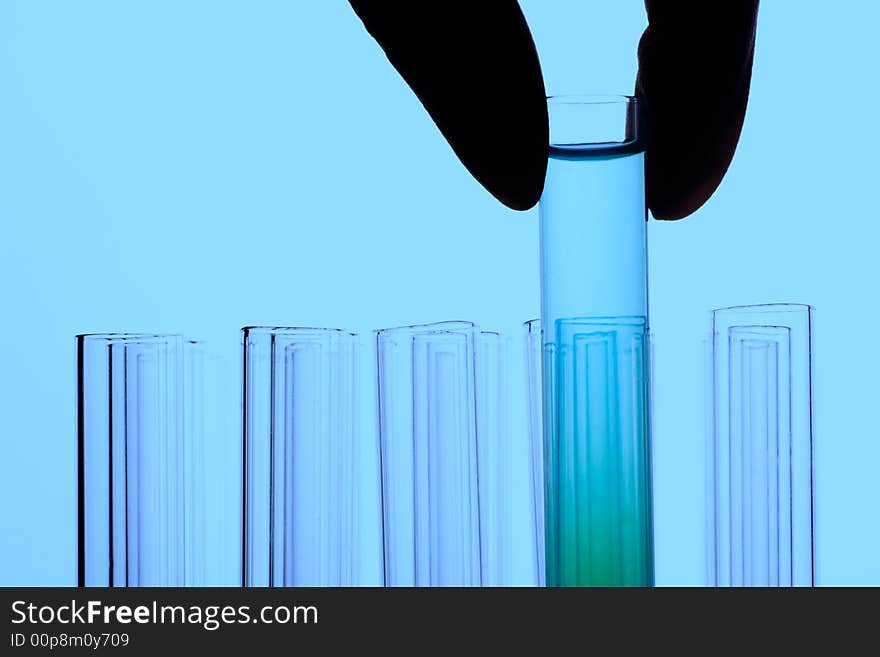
638,1,758,221
349,2,549,213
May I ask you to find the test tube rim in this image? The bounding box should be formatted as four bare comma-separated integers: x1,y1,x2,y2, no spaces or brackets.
712,302,812,315
241,325,358,338
375,320,476,339
76,332,182,342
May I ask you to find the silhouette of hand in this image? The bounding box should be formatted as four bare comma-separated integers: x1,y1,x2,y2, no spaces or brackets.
349,1,759,219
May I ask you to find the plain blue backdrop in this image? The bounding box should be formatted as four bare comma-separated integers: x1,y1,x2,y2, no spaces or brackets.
1,1,878,585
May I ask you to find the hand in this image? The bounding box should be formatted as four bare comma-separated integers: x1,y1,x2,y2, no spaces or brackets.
348,1,759,220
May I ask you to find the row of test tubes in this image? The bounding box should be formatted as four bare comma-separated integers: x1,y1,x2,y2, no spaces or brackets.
77,304,814,587
78,322,543,587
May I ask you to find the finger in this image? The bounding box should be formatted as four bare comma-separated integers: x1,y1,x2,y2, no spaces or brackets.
636,1,760,220
348,1,548,211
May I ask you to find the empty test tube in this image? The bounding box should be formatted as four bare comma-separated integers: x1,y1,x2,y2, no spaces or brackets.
242,327,361,586
376,322,481,586
524,319,546,586
78,333,206,586
477,329,545,586
709,304,814,586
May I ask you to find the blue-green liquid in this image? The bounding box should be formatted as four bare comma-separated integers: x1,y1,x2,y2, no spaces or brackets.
540,145,654,586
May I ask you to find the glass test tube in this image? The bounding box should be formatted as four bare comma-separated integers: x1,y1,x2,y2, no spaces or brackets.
476,332,506,585
377,322,481,586
476,332,543,586
182,340,209,586
539,96,654,586
193,343,243,586
524,319,546,586
242,327,360,586
709,304,814,586
78,333,205,586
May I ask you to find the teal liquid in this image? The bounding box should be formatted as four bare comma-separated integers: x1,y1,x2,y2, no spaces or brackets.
539,145,653,586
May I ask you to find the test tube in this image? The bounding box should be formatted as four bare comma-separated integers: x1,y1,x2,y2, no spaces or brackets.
476,331,544,586
78,333,203,586
192,342,243,586
539,96,653,586
523,319,546,586
183,340,208,586
376,321,481,586
242,327,361,586
709,304,814,586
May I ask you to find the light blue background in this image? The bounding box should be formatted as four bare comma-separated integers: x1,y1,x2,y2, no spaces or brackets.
1,1,877,585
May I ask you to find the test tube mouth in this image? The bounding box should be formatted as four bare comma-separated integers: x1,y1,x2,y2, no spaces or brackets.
375,320,476,338
712,303,813,314
76,332,181,342
241,326,358,338
546,94,642,151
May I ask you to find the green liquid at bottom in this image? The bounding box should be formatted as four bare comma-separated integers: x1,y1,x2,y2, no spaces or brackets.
543,317,654,586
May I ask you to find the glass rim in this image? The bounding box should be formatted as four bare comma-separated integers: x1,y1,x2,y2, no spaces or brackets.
76,332,181,341
546,94,641,150
375,320,475,337
242,325,358,338
712,303,812,315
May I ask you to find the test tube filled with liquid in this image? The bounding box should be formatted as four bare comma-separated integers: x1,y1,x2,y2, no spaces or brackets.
539,96,653,586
